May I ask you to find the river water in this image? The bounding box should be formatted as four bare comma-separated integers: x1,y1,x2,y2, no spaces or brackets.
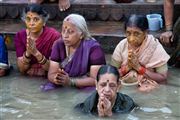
0,52,180,120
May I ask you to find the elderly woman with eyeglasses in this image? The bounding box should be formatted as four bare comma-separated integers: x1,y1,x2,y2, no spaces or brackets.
14,4,60,76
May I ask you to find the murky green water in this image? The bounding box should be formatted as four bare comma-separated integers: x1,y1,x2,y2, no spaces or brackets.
0,66,179,120
0,52,180,119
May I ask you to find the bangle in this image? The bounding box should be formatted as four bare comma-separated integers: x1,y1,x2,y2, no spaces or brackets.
22,56,30,65
38,55,47,65
70,78,76,87
24,52,31,59
138,66,146,75
39,56,47,65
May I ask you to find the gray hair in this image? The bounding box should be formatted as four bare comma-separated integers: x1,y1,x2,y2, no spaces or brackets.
63,14,92,40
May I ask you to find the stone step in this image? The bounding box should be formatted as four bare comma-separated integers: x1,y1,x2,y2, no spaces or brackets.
1,0,180,21
1,0,179,53
0,20,163,53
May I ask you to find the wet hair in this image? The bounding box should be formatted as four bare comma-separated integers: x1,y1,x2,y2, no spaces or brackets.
125,14,148,31
96,65,120,83
22,4,49,23
63,14,92,40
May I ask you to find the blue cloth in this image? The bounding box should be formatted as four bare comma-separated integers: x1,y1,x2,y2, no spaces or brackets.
0,35,8,64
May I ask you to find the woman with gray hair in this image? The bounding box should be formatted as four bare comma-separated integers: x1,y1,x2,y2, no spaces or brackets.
14,4,60,76
43,14,106,90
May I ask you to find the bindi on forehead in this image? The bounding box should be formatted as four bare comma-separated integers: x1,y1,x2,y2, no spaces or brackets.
27,12,38,17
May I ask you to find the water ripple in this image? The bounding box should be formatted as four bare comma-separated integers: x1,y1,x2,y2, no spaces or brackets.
0,107,19,114
15,98,32,105
140,107,172,113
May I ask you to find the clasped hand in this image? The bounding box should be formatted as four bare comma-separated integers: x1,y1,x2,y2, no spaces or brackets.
128,50,141,72
26,31,38,56
53,69,70,86
97,94,112,117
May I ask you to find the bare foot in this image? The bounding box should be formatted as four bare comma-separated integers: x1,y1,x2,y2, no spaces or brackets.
59,0,70,11
28,0,43,4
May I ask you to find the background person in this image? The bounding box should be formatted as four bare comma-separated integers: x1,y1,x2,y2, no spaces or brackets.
160,0,180,67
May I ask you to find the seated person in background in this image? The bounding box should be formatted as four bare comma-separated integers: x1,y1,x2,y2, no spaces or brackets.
160,0,180,67
75,65,136,117
111,14,170,92
14,4,60,76
45,14,106,90
29,0,70,11
0,35,10,77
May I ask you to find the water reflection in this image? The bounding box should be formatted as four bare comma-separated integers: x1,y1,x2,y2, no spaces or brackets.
0,67,180,120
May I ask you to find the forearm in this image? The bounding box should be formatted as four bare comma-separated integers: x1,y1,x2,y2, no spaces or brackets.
41,60,49,71
164,0,175,30
75,77,95,87
34,51,49,71
144,69,167,83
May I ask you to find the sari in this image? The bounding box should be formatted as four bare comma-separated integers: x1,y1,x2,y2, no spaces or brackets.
0,35,9,70
50,38,106,77
111,35,170,92
14,26,61,76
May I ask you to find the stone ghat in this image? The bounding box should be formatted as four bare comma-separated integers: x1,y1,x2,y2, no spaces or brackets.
0,0,166,21
0,0,179,53
0,20,164,53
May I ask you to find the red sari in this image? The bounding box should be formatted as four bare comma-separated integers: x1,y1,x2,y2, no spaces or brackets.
14,26,61,76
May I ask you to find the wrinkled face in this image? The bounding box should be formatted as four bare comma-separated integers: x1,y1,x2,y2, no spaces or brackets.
96,73,120,102
126,27,147,47
62,21,82,47
25,11,44,33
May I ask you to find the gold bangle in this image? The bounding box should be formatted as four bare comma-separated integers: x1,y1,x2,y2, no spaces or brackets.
22,56,30,65
38,55,47,65
23,52,31,59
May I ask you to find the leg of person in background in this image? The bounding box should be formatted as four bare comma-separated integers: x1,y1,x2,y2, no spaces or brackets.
58,0,70,11
0,35,9,77
168,17,180,67
28,0,71,11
